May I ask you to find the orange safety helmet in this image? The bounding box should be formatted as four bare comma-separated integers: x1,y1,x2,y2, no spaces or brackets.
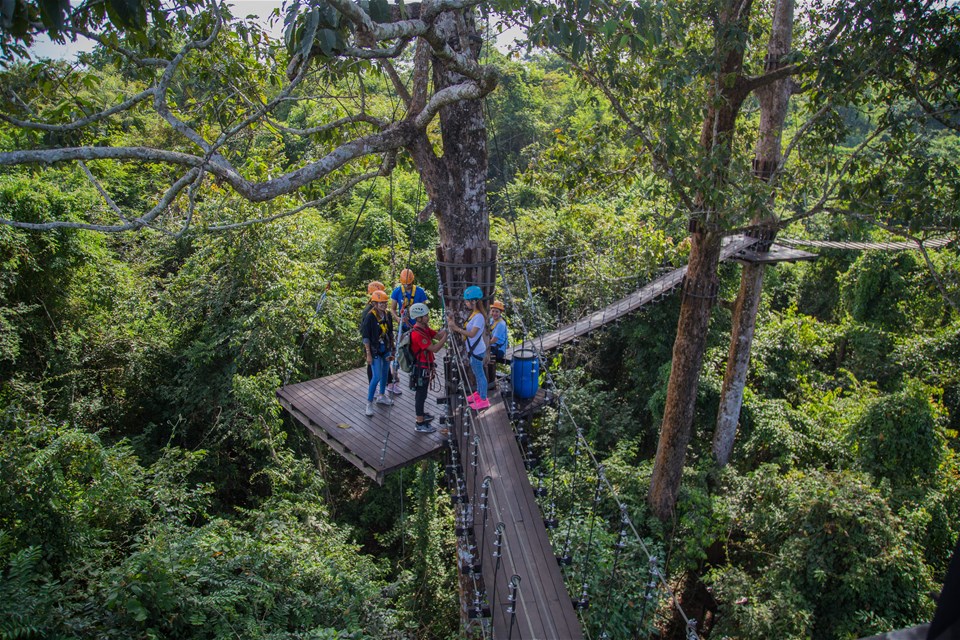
367,280,385,295
399,268,415,285
370,290,389,303
490,300,505,311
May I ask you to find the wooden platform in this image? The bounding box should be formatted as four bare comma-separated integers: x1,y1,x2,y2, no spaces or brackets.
277,366,447,484
280,360,585,637
453,391,584,639
507,234,760,357
732,242,818,264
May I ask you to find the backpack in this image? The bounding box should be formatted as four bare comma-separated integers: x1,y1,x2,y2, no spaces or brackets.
396,330,416,373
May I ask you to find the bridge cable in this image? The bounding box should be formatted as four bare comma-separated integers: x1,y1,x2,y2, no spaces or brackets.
496,261,703,638
596,504,631,639
573,464,605,614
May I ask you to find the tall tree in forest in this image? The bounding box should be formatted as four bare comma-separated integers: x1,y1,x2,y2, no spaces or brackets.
504,0,960,518
713,0,795,467
0,0,496,299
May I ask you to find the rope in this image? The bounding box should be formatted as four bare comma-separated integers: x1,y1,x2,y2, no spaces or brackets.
495,252,704,638
560,399,701,638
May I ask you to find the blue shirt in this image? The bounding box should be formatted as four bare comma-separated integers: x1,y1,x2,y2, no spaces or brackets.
489,317,508,353
391,284,428,330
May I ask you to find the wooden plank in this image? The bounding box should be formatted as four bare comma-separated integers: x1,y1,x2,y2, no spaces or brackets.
278,397,382,482
467,397,583,639
732,242,818,264
277,366,448,483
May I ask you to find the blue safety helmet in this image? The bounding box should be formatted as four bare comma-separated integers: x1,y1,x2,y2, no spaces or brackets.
464,286,483,300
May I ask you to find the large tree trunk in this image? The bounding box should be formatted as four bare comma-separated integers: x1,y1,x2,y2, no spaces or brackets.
406,9,492,310
713,261,765,466
648,0,752,521
713,0,795,467
648,229,723,518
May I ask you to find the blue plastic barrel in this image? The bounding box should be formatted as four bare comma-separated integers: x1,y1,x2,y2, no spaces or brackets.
511,349,540,399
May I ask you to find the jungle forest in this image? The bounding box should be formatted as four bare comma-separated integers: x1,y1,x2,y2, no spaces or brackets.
0,0,958,637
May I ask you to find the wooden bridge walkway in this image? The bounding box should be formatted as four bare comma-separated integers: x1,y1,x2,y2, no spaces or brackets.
507,234,779,357
277,232,820,638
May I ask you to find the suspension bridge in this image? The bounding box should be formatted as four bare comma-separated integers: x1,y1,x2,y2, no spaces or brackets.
277,231,951,638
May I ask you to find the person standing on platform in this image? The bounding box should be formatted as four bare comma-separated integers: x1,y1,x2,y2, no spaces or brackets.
447,285,490,411
389,268,428,394
488,300,509,361
361,290,395,417
409,303,447,433
487,299,509,395
361,281,397,388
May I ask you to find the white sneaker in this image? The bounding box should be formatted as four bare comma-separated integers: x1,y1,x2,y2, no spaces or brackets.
389,383,402,396
365,402,375,416
376,394,394,406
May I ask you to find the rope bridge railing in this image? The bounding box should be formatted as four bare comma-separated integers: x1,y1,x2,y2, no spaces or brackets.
777,236,953,251
500,235,759,358
496,244,706,639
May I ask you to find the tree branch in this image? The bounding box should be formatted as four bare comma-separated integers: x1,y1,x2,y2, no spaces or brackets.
742,63,802,93
78,161,129,223
207,167,384,230
378,59,413,109
413,79,492,129
0,118,419,202
0,89,156,132
0,168,202,232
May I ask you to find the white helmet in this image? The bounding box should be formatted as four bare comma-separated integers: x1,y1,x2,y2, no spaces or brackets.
409,302,429,319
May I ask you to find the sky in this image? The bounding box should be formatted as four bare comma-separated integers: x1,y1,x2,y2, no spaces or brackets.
26,1,524,61
27,1,283,60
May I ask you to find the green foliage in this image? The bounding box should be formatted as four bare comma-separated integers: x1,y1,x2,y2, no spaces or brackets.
0,538,56,640
836,320,901,390
851,380,945,490
0,408,150,568
0,0,208,58
710,466,935,640
97,514,394,638
898,319,960,432
0,405,400,638
392,462,458,639
793,254,855,322
840,251,920,331
750,306,841,399
737,396,822,471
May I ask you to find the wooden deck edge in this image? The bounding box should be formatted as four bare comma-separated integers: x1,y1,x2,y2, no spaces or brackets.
278,391,446,484
278,394,385,485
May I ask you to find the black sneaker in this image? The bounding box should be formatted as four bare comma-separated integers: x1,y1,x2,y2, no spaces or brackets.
422,413,435,423
415,422,437,433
